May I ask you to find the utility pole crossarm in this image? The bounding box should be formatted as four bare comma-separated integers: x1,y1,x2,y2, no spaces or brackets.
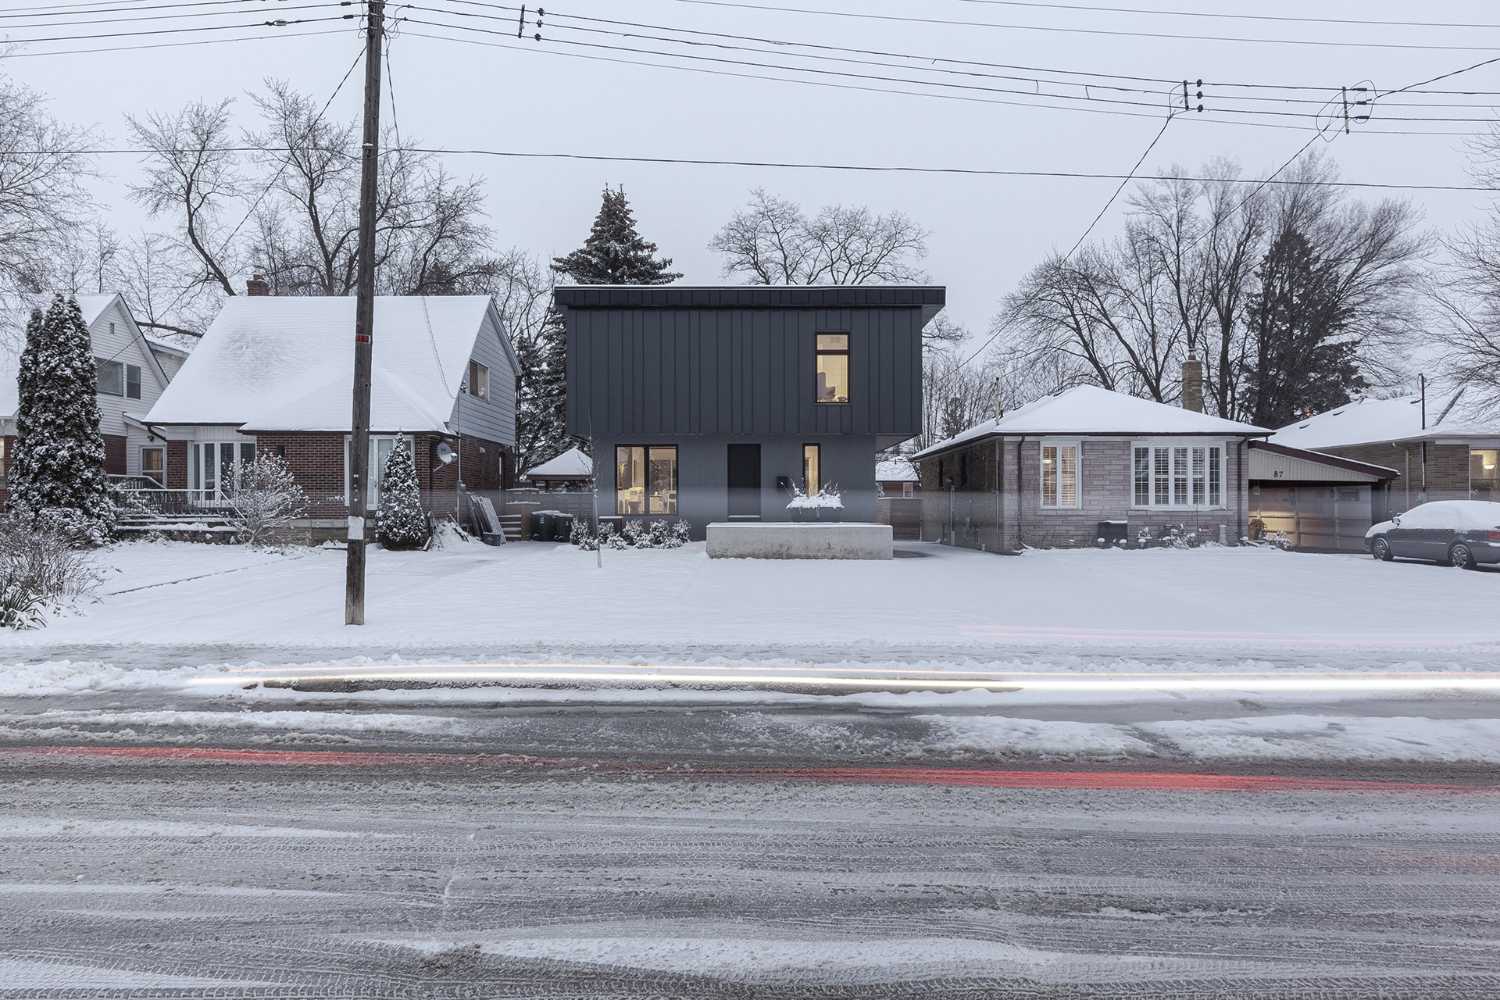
345,0,385,626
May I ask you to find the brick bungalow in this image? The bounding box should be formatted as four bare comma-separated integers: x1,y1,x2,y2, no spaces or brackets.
140,292,519,535
1268,385,1500,522
913,373,1269,552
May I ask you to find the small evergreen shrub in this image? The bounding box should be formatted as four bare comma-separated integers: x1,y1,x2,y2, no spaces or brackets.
376,436,431,550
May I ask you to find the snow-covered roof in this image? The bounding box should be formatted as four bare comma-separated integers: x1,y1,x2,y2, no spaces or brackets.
144,335,191,358
1270,387,1500,450
914,385,1268,459
526,446,593,479
876,457,918,482
145,296,497,433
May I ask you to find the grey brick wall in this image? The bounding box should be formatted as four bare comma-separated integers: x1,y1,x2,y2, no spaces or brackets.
1320,441,1472,519
919,436,1251,552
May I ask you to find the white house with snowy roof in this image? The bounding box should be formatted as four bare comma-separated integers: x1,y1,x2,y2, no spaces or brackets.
1269,385,1500,519
912,383,1270,551
1,294,178,498
524,446,592,490
141,295,520,531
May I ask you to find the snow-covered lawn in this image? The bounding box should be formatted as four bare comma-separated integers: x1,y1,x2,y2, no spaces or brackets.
6,537,1496,656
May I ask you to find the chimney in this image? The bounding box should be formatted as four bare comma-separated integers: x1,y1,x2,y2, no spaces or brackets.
1181,353,1204,413
246,273,270,297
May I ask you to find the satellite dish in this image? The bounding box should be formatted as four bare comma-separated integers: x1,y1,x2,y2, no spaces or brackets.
434,442,457,465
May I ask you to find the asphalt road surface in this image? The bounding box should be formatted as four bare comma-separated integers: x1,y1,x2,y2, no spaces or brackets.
2,739,1497,999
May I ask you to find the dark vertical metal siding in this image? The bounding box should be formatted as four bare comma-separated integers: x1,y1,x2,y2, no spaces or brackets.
566,305,923,438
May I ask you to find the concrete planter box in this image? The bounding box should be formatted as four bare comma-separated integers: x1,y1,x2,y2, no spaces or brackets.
706,521,893,560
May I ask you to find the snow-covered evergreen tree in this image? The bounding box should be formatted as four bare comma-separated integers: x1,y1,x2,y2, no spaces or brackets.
551,187,682,286
375,435,430,549
518,188,679,470
9,295,115,543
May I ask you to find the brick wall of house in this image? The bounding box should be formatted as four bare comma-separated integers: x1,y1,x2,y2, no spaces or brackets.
166,440,188,489
254,433,349,517
920,436,1251,552
1320,441,1470,519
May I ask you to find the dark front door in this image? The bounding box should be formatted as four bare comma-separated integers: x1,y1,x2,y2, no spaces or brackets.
727,444,761,519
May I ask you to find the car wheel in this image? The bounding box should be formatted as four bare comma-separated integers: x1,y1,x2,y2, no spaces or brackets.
1372,537,1393,562
1450,543,1477,570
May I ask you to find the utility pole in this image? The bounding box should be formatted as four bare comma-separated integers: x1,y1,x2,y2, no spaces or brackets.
345,0,385,625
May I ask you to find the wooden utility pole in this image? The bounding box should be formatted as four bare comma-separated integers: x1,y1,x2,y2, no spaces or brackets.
345,0,385,625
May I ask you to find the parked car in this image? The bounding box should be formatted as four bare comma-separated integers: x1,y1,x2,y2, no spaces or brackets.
1365,500,1500,569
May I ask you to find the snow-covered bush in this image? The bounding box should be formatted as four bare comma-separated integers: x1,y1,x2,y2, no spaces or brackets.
0,515,99,630
9,297,116,545
671,519,691,546
622,520,650,548
786,482,843,519
376,436,431,550
602,522,629,550
571,516,598,550
225,454,309,546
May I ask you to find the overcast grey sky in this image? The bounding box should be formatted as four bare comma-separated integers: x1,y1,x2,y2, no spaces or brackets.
9,0,1500,345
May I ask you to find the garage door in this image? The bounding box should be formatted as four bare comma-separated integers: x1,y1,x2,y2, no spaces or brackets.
1251,485,1373,551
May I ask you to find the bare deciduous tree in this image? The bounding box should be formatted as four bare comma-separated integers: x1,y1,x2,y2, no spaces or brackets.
711,188,929,286
1431,124,1500,416
994,153,1426,420
126,99,243,298
0,75,92,341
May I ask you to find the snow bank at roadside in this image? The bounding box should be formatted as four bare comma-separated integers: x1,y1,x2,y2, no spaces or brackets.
1144,715,1500,764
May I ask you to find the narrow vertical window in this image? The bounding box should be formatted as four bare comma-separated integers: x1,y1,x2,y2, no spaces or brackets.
815,334,849,404
802,444,821,494
1191,447,1207,506
466,360,490,399
126,364,142,400
648,446,677,514
1153,448,1169,505
1209,446,1223,506
1041,446,1058,507
1133,447,1151,506
1172,446,1188,506
616,446,646,515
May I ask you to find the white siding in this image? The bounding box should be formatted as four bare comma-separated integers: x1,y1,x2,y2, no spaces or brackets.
448,308,517,447
90,299,170,440
1248,447,1384,484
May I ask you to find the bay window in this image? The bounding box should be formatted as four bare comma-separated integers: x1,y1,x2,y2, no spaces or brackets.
1040,440,1080,509
1132,442,1226,508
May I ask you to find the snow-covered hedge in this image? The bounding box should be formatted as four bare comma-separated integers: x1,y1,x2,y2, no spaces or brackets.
571,517,690,551
786,483,843,516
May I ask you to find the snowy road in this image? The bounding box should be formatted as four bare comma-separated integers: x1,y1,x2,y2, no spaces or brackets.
2,744,1498,997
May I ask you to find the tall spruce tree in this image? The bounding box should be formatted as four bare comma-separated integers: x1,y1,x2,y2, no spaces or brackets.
1245,230,1365,428
517,188,680,471
10,295,115,541
376,435,430,549
551,187,683,285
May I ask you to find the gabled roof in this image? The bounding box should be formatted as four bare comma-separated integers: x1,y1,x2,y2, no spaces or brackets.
1269,386,1499,450
914,385,1268,459
2,293,166,419
876,457,918,482
526,446,593,479
144,296,502,433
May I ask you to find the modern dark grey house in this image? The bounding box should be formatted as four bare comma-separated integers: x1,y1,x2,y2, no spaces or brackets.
556,285,945,536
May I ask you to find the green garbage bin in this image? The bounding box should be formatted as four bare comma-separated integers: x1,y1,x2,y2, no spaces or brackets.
530,511,551,541
552,516,572,543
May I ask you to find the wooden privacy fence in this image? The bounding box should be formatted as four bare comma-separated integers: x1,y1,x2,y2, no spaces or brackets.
876,496,922,540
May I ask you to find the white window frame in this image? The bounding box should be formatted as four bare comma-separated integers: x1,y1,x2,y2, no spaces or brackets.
140,445,165,487
1039,438,1082,510
1131,439,1228,510
345,434,407,510
95,357,125,397
188,439,256,504
466,360,490,400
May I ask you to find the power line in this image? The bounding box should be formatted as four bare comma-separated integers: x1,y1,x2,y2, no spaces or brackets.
0,11,354,44
1065,114,1174,258
430,0,1500,109
0,24,351,58
407,13,1500,125
952,0,1500,32
0,1,349,29
654,0,1500,53
400,26,1489,137
0,0,261,17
